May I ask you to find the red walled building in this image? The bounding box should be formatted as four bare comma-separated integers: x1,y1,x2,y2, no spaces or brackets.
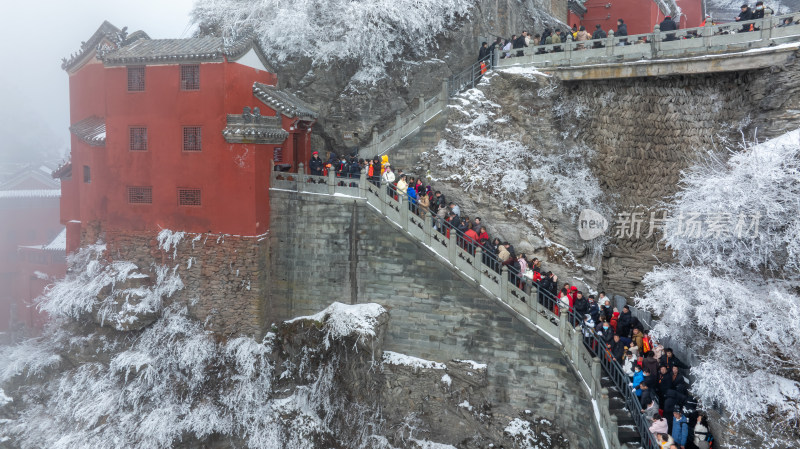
57,22,317,252
0,166,65,336
568,0,703,36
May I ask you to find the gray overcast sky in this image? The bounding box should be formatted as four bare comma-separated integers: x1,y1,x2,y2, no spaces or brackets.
0,0,196,163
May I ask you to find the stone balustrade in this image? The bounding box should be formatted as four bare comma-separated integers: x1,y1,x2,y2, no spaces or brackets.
498,12,800,71
270,168,672,449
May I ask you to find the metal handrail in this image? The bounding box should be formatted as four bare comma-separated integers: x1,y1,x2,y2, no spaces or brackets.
448,53,493,97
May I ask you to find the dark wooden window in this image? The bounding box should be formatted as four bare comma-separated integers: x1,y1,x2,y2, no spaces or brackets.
127,66,145,91
83,165,91,183
183,127,202,152
180,65,200,90
130,127,147,151
178,188,201,206
127,186,152,204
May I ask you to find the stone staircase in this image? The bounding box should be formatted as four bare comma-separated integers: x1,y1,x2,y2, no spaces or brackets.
271,170,661,449
602,375,643,448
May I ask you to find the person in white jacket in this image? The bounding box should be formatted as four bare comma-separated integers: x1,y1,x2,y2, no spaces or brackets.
381,165,395,184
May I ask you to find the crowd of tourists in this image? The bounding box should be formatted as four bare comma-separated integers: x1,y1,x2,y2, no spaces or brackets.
475,1,783,59
307,151,714,449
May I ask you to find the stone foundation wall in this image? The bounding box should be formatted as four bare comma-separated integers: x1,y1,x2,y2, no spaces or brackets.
561,56,800,295
405,56,800,298
80,223,269,337
268,190,600,449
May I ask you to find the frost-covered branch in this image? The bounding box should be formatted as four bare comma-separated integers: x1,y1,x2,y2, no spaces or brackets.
636,129,800,444
191,0,474,82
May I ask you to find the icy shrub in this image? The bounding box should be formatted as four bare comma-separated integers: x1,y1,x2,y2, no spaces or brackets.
637,129,800,444
191,0,473,82
36,243,183,330
434,88,606,232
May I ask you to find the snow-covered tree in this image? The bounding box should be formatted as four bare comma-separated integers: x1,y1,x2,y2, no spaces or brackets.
191,0,473,82
636,129,800,446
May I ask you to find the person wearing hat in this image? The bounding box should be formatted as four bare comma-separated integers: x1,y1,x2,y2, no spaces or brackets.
659,15,678,41
309,151,324,176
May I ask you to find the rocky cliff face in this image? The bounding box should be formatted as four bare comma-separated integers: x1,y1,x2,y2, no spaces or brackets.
1,293,571,449
274,0,565,155
411,55,800,297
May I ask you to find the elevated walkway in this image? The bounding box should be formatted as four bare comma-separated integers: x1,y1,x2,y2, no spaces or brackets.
271,169,663,449
498,13,800,80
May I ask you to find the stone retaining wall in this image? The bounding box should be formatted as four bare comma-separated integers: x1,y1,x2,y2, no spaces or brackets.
268,189,601,449
80,222,269,337
561,54,800,295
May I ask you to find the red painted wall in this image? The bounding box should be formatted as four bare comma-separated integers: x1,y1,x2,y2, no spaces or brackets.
571,0,701,36
63,57,300,243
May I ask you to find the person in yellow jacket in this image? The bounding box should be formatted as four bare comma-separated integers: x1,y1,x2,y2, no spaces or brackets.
381,155,389,174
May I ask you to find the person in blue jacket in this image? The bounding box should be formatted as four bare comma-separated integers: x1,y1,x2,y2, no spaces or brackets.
672,410,689,448
631,365,644,396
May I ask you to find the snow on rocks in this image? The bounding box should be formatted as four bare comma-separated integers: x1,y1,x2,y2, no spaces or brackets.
504,418,554,449
286,302,387,349
453,359,487,370
0,389,11,406
192,0,474,82
382,351,446,370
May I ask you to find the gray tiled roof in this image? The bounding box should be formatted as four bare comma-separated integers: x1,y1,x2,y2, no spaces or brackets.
253,82,318,120
69,116,106,147
223,107,289,145
102,37,227,65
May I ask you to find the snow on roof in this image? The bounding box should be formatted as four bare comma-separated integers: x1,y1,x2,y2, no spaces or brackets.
19,228,67,253
253,82,318,119
0,189,61,200
69,116,106,147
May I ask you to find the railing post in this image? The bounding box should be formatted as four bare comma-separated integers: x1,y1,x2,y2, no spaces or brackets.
447,227,457,262
606,29,615,56
592,358,602,397
499,266,508,302
418,95,425,115
399,194,409,229
652,25,661,58
423,211,433,246
395,112,402,131
703,20,712,47
297,162,304,174
327,167,335,194
763,10,774,41
473,247,482,282
565,34,573,65
441,80,449,101
359,169,367,198
492,45,499,68
559,307,569,346
608,414,620,449
371,126,378,146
